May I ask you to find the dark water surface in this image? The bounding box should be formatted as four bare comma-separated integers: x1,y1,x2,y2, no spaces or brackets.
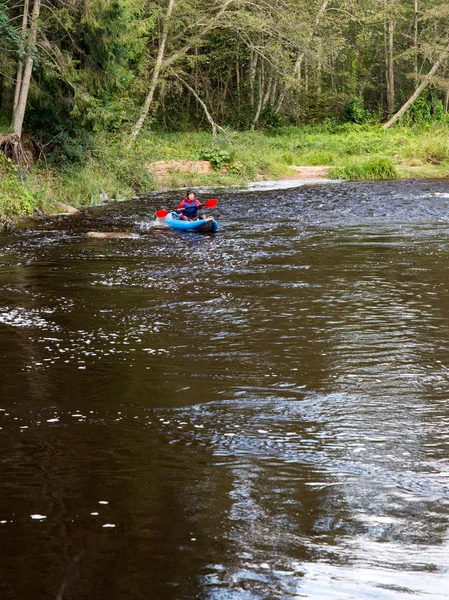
2,179,449,599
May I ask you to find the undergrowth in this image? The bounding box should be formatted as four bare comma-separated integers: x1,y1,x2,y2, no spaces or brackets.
0,155,35,220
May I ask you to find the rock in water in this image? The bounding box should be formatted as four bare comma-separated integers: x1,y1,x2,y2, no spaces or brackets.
56,202,80,214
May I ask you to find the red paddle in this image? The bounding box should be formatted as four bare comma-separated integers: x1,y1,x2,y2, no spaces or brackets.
156,199,218,219
203,199,218,208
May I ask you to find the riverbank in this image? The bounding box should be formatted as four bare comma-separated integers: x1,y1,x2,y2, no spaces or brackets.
2,122,449,226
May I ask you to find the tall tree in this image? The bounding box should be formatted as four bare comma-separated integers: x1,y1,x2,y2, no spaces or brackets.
129,0,238,145
11,0,41,139
129,0,176,145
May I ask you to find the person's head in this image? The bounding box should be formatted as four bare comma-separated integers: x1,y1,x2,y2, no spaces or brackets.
187,189,195,200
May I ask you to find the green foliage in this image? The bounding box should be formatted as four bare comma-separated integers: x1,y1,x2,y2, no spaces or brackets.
3,0,449,151
259,106,286,129
70,0,148,129
0,155,35,218
199,148,232,169
330,157,398,180
5,123,449,221
35,126,96,167
343,99,371,124
20,0,148,144
400,89,446,126
100,138,155,194
0,2,20,47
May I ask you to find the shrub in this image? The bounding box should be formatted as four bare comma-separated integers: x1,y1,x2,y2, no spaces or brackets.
199,148,232,169
343,99,371,124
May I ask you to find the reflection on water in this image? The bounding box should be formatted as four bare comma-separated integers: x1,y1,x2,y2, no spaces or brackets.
1,180,449,599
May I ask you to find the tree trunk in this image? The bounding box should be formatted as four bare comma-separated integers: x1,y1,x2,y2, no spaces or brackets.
273,89,286,115
251,65,264,130
385,4,395,114
383,41,449,128
129,0,176,146
11,0,40,140
294,0,329,80
330,53,336,93
220,74,230,118
414,0,419,86
236,54,241,118
294,55,303,82
249,48,258,107
13,0,30,114
129,0,236,146
251,65,272,130
316,39,322,96
269,77,277,106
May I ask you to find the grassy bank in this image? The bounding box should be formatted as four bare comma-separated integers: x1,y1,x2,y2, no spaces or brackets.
2,122,449,224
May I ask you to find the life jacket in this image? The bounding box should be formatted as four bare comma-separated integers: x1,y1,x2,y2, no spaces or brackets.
178,197,201,219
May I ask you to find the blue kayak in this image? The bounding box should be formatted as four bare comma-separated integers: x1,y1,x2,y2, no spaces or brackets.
163,212,218,233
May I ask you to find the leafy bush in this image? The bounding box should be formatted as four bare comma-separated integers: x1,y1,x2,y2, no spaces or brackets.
44,129,95,166
227,161,244,175
199,148,232,169
260,106,285,128
343,99,371,124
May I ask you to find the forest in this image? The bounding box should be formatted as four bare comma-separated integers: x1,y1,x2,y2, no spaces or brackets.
1,0,449,221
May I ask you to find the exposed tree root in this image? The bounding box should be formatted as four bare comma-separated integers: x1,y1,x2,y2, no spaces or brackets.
1,219,14,233
0,133,30,171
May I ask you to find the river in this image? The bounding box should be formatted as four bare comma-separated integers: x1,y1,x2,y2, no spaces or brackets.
1,179,449,599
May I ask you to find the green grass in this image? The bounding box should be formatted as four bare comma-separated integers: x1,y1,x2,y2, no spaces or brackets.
2,121,449,224
330,157,398,180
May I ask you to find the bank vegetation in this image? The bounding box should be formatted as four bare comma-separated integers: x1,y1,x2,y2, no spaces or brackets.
1,0,449,223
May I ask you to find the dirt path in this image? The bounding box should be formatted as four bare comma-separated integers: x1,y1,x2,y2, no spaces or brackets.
148,160,332,182
271,165,331,180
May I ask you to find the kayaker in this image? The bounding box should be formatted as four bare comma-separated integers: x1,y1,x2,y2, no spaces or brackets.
177,189,203,220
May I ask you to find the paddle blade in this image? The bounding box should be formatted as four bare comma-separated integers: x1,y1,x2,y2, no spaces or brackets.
203,199,218,208
156,209,169,218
